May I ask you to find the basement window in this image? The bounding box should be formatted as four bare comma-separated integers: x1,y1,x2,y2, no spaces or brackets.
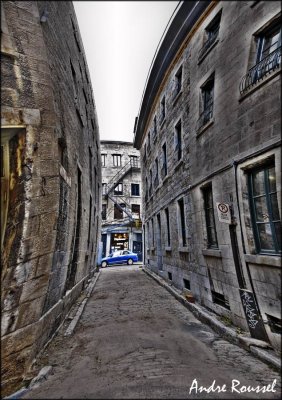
183,278,191,290
211,290,230,309
266,314,281,334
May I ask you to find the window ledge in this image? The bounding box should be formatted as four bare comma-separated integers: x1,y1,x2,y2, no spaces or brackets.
202,248,222,258
197,38,219,65
244,254,281,267
178,246,189,253
174,158,183,171
239,68,281,102
165,246,172,252
196,119,214,137
172,90,183,106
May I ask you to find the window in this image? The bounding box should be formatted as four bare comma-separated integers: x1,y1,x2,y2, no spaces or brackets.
151,218,155,247
175,121,182,161
101,154,106,167
203,185,218,248
154,158,159,188
162,143,168,178
114,203,125,219
149,169,153,196
165,208,171,246
132,204,140,219
153,115,157,140
240,19,281,94
178,198,187,247
160,96,166,123
174,65,182,97
114,183,123,195
199,75,214,129
131,183,140,196
89,148,93,186
145,177,148,202
112,154,121,167
102,204,107,220
102,183,107,195
130,155,139,167
255,23,281,79
199,11,221,60
248,164,281,254
147,132,151,153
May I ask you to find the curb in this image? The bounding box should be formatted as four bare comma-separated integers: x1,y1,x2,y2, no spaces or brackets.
142,266,281,371
64,270,100,336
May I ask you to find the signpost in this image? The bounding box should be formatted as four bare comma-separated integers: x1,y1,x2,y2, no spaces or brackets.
216,202,232,224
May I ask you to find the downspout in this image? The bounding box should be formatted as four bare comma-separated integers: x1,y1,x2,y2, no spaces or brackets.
232,159,269,342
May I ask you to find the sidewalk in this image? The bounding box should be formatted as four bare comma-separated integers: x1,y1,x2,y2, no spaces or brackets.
142,266,281,371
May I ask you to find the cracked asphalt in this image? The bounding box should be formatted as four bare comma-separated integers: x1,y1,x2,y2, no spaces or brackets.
23,265,281,399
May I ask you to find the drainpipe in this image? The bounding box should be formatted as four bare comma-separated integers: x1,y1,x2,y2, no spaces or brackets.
232,160,269,342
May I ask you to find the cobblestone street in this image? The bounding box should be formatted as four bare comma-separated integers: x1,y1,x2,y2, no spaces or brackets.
21,265,281,399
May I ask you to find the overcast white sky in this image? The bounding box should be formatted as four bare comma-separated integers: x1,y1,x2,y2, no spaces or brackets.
73,1,179,142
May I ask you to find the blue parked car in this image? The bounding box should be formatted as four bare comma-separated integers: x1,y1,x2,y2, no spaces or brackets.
101,250,138,268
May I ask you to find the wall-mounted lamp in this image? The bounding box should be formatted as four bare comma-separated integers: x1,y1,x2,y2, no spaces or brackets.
40,9,49,23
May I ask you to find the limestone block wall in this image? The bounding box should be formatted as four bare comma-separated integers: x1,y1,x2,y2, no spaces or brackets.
1,1,101,395
135,1,281,352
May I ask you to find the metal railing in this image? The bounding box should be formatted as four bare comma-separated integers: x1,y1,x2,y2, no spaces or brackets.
240,46,281,95
105,157,140,196
198,26,219,60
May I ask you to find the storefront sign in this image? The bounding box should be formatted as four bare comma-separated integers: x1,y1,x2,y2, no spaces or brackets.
216,202,231,224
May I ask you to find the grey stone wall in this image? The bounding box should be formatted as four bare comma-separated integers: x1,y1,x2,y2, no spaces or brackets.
137,1,281,351
1,1,101,395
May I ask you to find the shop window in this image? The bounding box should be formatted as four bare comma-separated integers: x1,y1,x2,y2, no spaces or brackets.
203,185,218,248
248,163,281,254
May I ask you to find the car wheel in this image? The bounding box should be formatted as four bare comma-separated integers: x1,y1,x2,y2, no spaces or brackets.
101,261,107,268
127,258,133,265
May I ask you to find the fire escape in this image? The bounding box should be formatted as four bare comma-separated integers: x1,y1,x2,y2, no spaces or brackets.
103,157,141,230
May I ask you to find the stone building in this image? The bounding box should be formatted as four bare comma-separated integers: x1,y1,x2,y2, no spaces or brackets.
1,1,101,394
101,141,142,261
134,1,281,352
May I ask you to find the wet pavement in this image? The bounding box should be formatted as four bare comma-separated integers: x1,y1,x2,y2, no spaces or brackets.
22,265,281,399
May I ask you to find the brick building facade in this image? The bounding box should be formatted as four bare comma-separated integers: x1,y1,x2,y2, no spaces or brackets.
1,1,101,394
134,1,281,351
101,141,143,261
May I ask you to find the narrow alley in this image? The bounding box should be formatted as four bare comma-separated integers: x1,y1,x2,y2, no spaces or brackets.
22,265,281,399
